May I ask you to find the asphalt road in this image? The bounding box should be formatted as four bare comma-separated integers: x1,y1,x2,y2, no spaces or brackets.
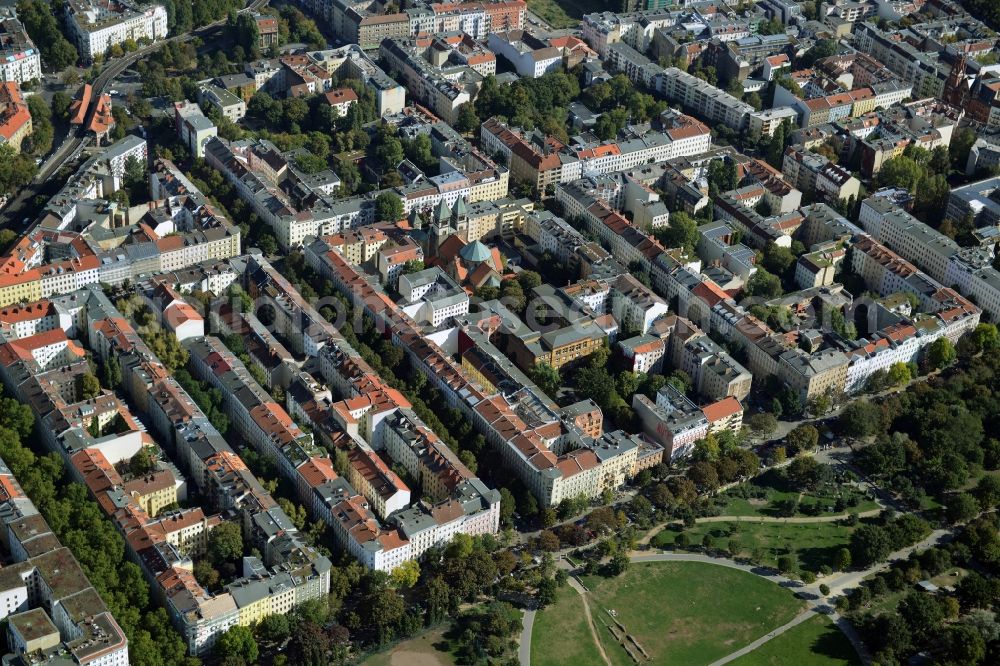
0,0,269,229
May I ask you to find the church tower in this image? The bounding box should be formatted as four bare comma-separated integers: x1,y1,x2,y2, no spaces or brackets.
451,197,469,242
429,199,452,257
944,54,969,108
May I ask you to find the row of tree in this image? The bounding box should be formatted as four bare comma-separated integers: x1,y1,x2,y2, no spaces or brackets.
161,0,242,35
0,391,195,666
16,0,78,70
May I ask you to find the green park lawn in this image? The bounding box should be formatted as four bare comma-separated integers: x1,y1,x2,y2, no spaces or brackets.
655,519,856,571
531,585,605,666
731,615,860,666
526,0,606,29
575,562,804,666
716,470,879,518
362,626,456,666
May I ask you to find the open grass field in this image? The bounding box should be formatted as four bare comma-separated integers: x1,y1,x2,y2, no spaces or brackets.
731,615,860,666
655,519,856,571
362,627,456,666
555,562,804,666
716,470,879,519
531,585,606,666
526,0,606,29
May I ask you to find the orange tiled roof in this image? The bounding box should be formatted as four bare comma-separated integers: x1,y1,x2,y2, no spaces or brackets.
297,456,338,488
69,84,92,126
0,82,31,141
86,94,115,135
0,300,53,323
163,302,203,329
702,396,743,422
323,88,359,105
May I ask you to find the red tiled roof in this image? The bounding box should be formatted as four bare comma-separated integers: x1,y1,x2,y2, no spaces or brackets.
323,88,359,105
87,94,115,135
577,144,621,160
0,300,53,323
702,396,743,423
691,280,729,307
71,449,123,496
297,456,338,488
163,302,202,329
69,84,92,126
0,82,31,141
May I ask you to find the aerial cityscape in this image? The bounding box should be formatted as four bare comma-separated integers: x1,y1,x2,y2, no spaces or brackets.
0,0,1000,664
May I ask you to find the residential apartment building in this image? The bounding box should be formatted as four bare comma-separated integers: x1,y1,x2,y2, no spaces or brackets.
198,85,247,123
173,100,218,159
859,196,960,285
0,143,239,307
633,387,707,461
657,66,753,131
947,175,1000,228
0,10,42,84
0,81,32,153
0,456,130,666
619,334,666,373
378,38,476,126
860,196,1000,323
749,106,798,138
782,146,860,203
311,238,645,509
241,255,501,569
488,30,562,78
609,273,670,335
852,22,949,100
322,87,358,117
0,285,332,658
65,0,168,62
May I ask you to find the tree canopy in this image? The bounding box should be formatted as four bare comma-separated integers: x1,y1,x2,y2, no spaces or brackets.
215,625,258,665
744,267,783,298
207,521,244,566
875,146,953,231
0,145,37,197
654,211,699,254
474,71,581,134
374,192,404,223
16,0,79,71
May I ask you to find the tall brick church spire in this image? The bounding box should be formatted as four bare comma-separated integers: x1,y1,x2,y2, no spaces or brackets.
944,54,969,107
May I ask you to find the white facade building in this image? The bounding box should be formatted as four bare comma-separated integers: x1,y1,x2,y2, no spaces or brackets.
65,1,168,62
0,12,42,84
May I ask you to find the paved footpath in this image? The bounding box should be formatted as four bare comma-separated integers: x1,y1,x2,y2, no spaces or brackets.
708,609,815,665
695,508,883,524
518,609,535,666
630,553,870,666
